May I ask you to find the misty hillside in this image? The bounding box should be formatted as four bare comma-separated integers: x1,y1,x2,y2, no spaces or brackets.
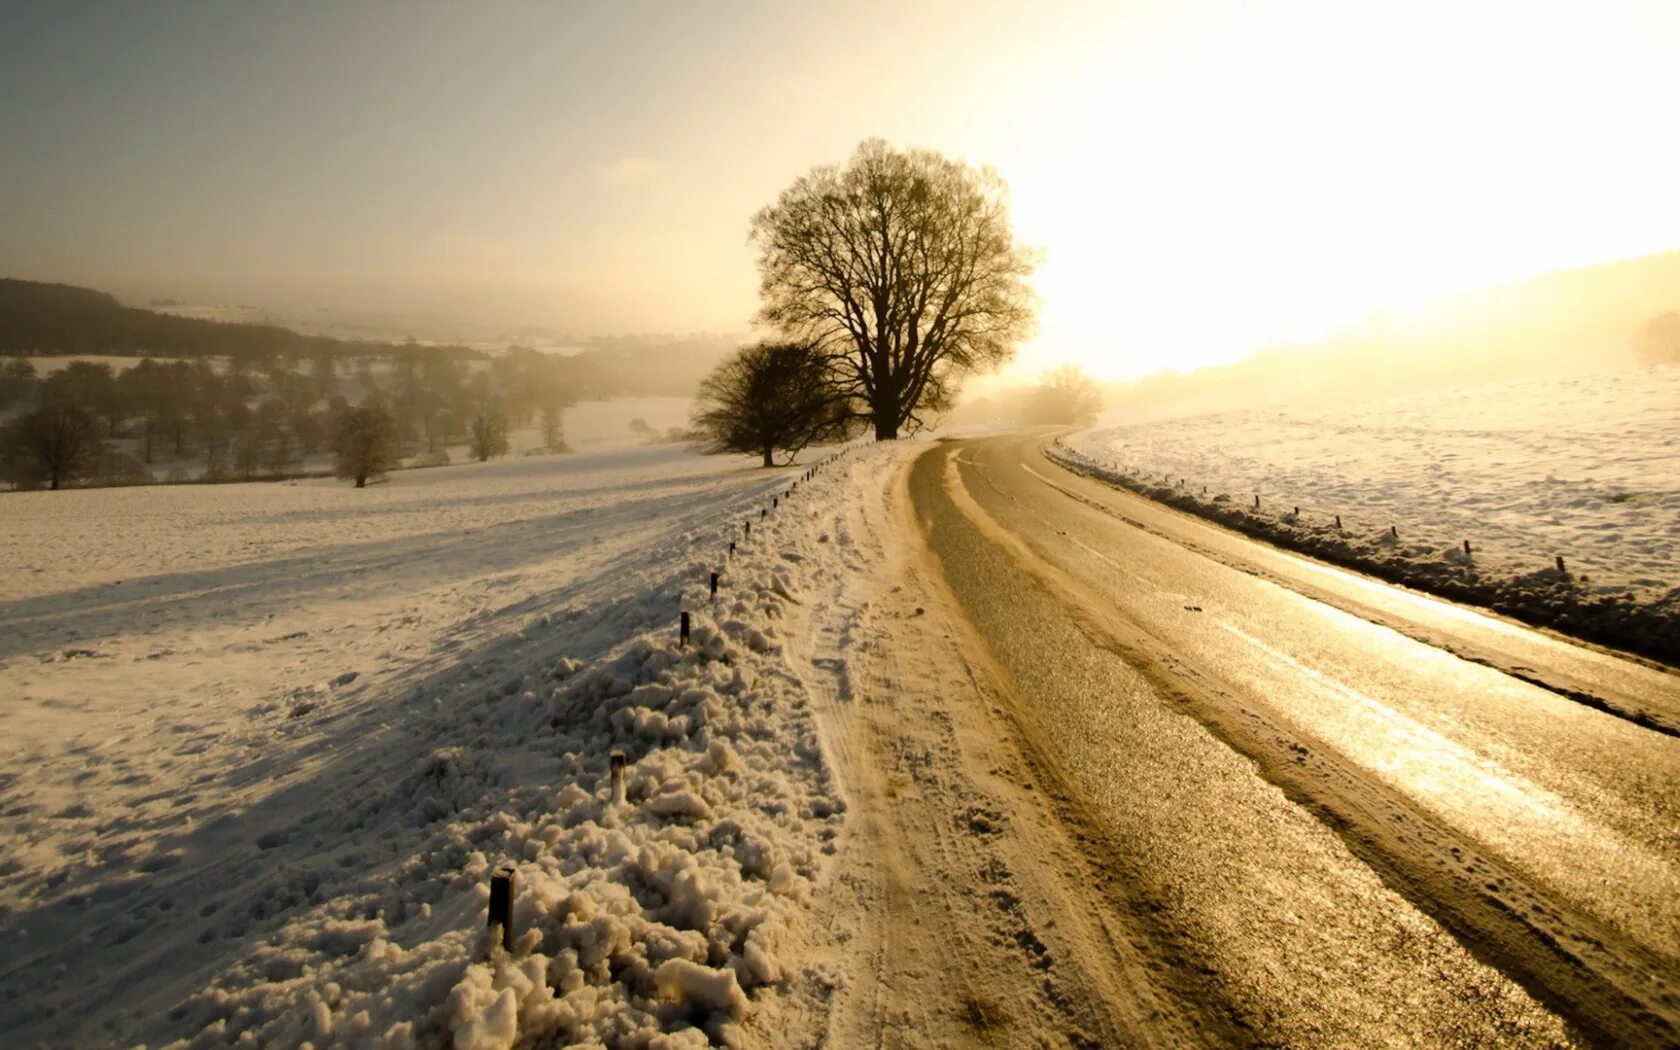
0,278,734,398
1102,250,1680,423
546,334,737,399
0,279,430,362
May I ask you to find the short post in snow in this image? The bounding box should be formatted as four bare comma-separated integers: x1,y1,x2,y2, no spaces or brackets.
1463,539,1472,556
761,508,766,519
488,865,516,953
680,611,690,647
609,748,627,806
1292,506,1299,516
745,520,751,537
1556,555,1567,574
710,571,719,597
1390,525,1398,538
1254,494,1260,509
1335,514,1342,530
772,497,778,510
728,541,735,557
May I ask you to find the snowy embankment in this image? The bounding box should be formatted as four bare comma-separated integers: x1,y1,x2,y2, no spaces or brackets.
1056,364,1680,665
0,440,877,1047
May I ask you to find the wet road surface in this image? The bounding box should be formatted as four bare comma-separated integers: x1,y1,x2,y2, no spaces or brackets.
908,433,1680,1047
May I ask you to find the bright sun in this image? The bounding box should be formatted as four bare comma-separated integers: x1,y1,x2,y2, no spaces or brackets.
973,0,1680,382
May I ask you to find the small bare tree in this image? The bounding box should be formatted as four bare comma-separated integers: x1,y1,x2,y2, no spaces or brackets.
751,139,1037,439
1021,364,1103,426
693,342,851,466
1636,311,1680,365
540,403,570,452
1,404,104,490
468,405,510,462
333,401,398,488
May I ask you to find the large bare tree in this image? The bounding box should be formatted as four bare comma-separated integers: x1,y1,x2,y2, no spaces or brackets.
751,140,1037,439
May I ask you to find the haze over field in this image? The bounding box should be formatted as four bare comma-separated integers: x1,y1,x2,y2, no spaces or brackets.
5,0,1680,383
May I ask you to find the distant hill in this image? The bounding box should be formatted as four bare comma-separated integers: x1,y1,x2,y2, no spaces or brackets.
1100,249,1680,423
555,334,739,399
0,278,736,398
0,278,458,362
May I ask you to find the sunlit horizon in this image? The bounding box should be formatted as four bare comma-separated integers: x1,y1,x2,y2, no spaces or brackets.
4,0,1678,382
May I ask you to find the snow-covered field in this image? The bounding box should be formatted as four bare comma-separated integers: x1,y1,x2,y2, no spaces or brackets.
1059,363,1680,659
0,439,876,1046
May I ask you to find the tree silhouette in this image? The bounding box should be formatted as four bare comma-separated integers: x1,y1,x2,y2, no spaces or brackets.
1636,312,1680,364
2,404,104,490
540,403,570,452
468,404,510,462
751,140,1037,439
693,342,851,466
1021,364,1104,426
333,401,398,488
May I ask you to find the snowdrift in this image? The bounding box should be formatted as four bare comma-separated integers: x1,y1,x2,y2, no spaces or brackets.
0,440,877,1047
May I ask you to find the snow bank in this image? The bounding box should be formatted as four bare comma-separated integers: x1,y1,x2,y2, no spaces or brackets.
163,623,830,1048
0,438,880,1046
1058,364,1680,664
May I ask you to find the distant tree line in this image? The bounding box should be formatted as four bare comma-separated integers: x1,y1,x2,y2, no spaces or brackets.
0,345,577,491
0,276,750,492
0,279,735,399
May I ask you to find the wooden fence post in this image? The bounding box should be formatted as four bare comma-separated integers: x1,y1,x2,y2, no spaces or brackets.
488,866,516,953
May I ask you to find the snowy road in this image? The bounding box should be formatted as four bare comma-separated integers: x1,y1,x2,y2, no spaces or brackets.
907,432,1680,1047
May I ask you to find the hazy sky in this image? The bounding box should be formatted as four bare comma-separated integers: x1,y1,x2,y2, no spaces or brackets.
4,0,1679,379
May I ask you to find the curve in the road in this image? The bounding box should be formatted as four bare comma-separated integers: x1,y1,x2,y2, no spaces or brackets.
909,433,1680,1048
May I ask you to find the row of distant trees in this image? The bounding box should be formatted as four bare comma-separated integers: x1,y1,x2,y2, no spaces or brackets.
0,345,572,491
6,139,1078,487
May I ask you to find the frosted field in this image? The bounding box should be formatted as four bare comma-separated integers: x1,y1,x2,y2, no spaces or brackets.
1065,364,1680,605
0,439,874,1046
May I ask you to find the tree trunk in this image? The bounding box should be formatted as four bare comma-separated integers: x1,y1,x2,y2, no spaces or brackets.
871,381,901,440
762,448,774,468
356,473,366,488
